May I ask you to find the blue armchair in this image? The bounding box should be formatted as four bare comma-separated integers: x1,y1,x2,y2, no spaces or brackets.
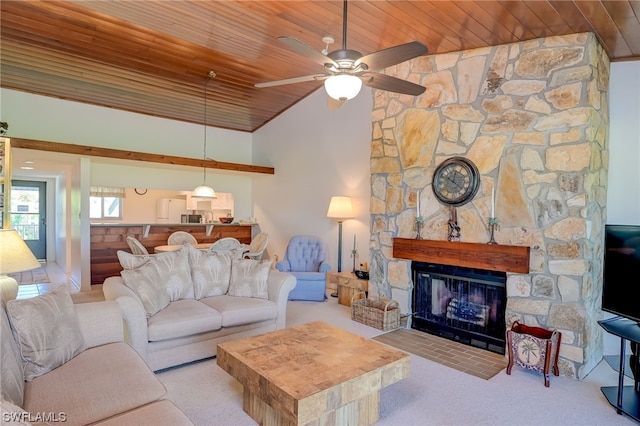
276,235,331,301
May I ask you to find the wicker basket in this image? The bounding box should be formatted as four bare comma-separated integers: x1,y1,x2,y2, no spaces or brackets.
350,292,400,331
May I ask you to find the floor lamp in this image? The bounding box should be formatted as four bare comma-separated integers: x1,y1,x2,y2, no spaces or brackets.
0,229,41,301
327,196,354,297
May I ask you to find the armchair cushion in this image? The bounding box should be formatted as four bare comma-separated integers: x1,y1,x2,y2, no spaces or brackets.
283,235,328,272
6,286,86,382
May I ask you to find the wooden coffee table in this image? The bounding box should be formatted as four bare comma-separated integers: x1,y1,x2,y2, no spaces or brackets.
217,321,409,426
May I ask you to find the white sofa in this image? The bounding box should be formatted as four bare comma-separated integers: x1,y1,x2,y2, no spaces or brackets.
1,279,193,426
103,245,296,371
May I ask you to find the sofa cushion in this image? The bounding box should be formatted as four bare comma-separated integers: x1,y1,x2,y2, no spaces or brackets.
6,285,86,382
200,295,278,327
119,248,194,301
147,299,222,342
188,245,242,299
227,258,272,299
94,400,193,425
23,342,167,426
1,302,25,407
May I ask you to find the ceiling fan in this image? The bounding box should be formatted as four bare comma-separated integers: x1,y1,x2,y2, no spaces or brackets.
255,0,428,105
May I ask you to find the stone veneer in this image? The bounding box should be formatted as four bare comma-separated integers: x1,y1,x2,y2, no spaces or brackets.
368,33,609,379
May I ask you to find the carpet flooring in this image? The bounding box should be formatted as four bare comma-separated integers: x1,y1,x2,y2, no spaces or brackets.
373,327,508,380
9,267,50,285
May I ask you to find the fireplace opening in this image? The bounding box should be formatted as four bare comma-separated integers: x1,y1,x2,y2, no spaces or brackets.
411,261,507,354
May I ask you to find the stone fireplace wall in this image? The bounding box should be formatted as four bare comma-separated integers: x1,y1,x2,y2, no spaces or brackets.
368,33,609,379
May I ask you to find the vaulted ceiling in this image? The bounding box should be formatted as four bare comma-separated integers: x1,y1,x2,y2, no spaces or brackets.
2,1,639,133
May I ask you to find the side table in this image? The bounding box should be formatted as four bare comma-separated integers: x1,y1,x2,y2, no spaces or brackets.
598,317,640,422
326,271,368,307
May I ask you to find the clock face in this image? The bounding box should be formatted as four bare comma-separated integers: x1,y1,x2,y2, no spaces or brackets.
516,336,542,366
432,157,480,207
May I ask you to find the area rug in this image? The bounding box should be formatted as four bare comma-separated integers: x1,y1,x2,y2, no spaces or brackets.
372,327,507,380
8,267,50,285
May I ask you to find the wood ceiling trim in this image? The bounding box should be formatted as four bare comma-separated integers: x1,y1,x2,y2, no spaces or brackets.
11,138,275,175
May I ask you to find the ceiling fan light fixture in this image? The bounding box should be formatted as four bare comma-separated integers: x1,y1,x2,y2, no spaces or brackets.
324,74,362,102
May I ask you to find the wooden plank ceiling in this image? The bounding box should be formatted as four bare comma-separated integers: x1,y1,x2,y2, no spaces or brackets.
2,0,639,133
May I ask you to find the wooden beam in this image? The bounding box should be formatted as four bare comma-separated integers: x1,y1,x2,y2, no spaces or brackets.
393,238,530,274
11,138,275,175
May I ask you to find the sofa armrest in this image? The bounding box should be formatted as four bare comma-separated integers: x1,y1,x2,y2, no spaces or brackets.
319,262,331,273
266,270,297,329
102,276,150,362
74,301,124,348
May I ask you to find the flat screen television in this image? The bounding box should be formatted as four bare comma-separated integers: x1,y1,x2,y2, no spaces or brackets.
602,224,640,324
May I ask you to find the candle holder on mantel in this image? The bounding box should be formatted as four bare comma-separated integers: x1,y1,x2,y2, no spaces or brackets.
414,216,424,240
488,217,499,244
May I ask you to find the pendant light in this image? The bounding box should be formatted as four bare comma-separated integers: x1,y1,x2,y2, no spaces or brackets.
192,71,218,199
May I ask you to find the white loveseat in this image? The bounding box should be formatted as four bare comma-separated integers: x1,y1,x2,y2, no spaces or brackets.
103,245,296,371
1,279,193,425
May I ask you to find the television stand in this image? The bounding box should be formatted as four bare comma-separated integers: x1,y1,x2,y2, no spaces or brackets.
598,316,640,422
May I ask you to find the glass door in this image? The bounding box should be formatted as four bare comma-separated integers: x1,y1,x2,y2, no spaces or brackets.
9,180,47,260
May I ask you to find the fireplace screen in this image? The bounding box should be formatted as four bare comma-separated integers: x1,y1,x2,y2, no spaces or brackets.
412,262,507,354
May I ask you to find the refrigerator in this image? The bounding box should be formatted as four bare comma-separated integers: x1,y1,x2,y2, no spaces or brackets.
156,198,187,223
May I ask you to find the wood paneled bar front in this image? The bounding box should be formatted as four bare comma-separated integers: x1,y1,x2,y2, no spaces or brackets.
90,223,252,285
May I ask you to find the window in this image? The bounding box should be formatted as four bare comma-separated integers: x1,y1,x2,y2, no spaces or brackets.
90,187,124,219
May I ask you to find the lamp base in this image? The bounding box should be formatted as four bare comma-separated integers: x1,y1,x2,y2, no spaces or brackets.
0,275,19,302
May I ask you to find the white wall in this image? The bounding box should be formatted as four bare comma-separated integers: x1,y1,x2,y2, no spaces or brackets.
602,60,640,354
253,88,373,270
607,61,640,225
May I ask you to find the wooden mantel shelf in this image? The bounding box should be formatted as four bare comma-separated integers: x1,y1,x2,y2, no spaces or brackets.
393,238,530,274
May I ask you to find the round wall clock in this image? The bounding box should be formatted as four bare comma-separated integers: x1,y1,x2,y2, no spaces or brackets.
432,157,480,207
134,188,148,195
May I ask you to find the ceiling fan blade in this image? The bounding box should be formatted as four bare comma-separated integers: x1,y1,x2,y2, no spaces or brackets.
361,72,426,96
278,36,338,68
356,41,428,71
255,74,328,88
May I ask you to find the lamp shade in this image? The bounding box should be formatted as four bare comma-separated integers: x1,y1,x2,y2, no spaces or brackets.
0,230,41,274
327,196,354,220
191,184,217,199
324,75,363,102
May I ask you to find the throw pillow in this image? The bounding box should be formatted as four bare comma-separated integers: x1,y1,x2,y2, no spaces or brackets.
228,258,272,299
121,258,170,317
149,247,194,301
6,285,85,382
120,247,194,302
188,246,235,299
117,250,151,270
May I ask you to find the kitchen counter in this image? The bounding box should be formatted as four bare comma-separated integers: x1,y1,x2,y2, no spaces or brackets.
90,223,253,285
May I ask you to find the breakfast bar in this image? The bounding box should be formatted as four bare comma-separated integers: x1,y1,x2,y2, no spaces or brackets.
90,223,252,284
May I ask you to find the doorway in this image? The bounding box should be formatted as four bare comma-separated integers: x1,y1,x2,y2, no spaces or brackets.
9,180,47,260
